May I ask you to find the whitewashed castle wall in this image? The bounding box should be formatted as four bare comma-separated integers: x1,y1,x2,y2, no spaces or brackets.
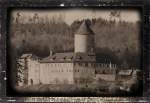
39,63,74,84
27,61,74,85
27,58,40,85
19,57,119,86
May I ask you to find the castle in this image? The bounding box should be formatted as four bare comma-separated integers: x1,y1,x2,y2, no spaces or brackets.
17,21,138,86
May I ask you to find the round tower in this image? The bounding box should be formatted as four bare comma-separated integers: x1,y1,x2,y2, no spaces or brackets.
74,20,95,53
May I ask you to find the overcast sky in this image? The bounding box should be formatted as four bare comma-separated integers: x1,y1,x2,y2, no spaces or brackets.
12,9,140,25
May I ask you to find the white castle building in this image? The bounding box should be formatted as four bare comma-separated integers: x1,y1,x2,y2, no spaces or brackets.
17,21,132,86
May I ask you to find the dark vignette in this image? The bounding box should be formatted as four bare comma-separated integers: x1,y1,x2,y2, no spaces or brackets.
6,6,143,97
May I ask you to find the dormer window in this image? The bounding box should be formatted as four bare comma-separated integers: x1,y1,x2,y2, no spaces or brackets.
67,56,73,61
63,56,66,60
77,56,82,60
52,57,56,60
71,56,73,60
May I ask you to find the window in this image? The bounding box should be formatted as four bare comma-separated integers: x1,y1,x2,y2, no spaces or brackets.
78,63,82,66
95,64,97,67
63,56,66,60
85,63,88,67
92,63,95,67
52,57,56,60
82,63,85,66
82,69,84,72
77,56,82,60
100,63,102,67
104,64,107,68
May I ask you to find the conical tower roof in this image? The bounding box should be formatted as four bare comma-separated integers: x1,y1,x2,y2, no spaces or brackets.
76,20,94,35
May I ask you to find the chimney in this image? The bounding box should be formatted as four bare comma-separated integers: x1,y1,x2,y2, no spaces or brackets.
49,50,53,56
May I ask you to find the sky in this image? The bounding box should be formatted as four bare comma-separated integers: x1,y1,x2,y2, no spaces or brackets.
11,8,141,25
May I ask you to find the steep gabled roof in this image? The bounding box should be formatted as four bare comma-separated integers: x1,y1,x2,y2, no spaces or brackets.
76,20,94,35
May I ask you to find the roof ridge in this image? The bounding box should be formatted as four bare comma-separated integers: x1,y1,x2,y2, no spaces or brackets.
76,20,94,35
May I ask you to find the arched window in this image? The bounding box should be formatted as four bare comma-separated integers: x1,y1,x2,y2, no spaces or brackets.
85,63,88,67
93,63,95,67
30,79,33,85
102,70,105,74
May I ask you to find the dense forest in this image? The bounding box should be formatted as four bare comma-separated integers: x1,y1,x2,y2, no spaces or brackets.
9,13,141,67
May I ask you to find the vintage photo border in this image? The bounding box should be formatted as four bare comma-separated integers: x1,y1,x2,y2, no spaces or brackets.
0,0,150,102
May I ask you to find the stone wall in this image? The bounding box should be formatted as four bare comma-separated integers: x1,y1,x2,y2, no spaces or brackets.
95,74,116,81
95,63,117,74
74,62,95,84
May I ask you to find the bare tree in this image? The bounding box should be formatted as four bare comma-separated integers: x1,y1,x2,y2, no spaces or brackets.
109,10,121,21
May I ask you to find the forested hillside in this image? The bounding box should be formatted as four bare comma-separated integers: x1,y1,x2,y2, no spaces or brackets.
9,14,141,67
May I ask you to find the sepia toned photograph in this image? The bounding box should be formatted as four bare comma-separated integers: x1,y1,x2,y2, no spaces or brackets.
7,8,142,96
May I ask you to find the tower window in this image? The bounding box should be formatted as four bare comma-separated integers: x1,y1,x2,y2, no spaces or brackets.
85,63,88,67
77,56,82,60
79,63,82,66
52,57,56,60
71,56,73,60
